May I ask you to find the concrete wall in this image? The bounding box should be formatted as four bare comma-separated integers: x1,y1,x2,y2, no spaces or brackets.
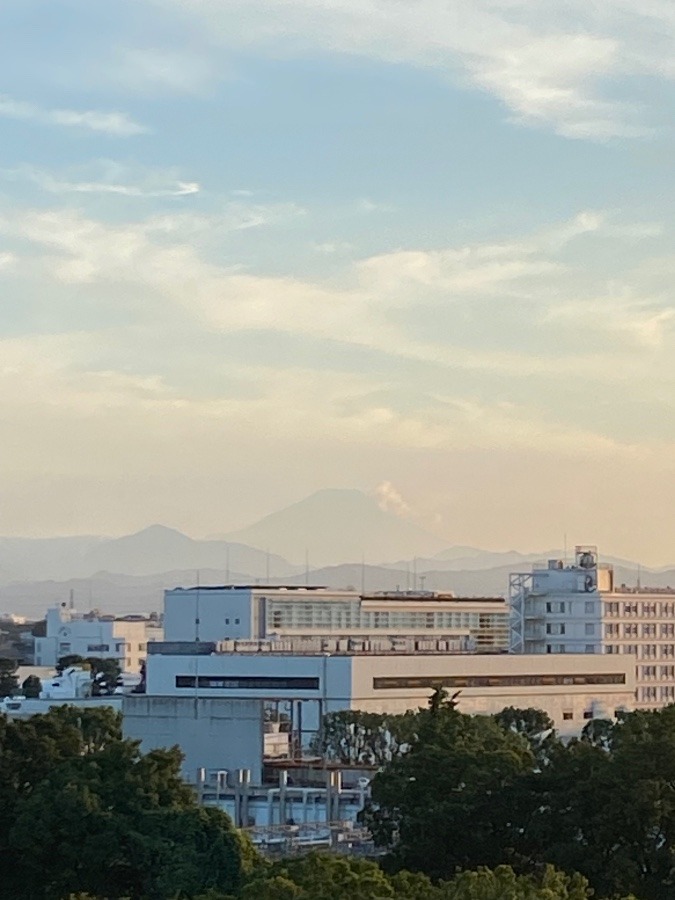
164,589,255,642
123,695,265,782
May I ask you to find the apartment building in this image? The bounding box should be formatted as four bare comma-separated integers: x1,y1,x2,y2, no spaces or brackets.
510,545,675,708
34,604,163,674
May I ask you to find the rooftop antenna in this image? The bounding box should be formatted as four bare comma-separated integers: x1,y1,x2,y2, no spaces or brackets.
195,570,201,641
419,574,426,592
69,588,74,611
637,563,642,591
194,571,201,719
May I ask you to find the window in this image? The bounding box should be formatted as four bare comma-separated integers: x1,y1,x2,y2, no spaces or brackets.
585,623,595,636
585,601,595,614
563,711,573,721
605,624,619,638
606,602,619,617
624,644,638,655
623,624,638,638
642,624,657,638
643,644,658,659
546,623,566,635
87,644,109,653
225,618,230,625
585,644,595,653
642,665,657,679
663,645,675,659
546,602,565,614
176,675,320,690
372,672,627,690
583,710,593,719
235,618,240,625
624,602,638,617
662,624,675,638
661,666,675,679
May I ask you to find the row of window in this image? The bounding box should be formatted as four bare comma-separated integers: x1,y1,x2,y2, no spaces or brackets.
546,601,596,615
640,665,675,679
267,603,508,636
606,644,675,659
606,601,675,617
605,623,675,638
176,675,320,690
546,623,596,636
372,673,626,689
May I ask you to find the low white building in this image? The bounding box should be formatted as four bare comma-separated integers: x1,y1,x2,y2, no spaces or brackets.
1,666,123,718
34,605,163,674
139,637,635,743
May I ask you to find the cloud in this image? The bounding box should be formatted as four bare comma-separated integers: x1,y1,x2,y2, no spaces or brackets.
155,0,675,138
374,481,412,517
3,163,199,199
2,203,671,397
0,95,147,136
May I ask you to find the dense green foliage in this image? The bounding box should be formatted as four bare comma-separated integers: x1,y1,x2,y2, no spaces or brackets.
0,707,255,899
363,700,675,900
212,855,596,899
0,655,19,696
4,696,674,899
21,673,42,697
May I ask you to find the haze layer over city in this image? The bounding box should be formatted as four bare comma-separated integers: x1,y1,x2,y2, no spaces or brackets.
2,2,675,566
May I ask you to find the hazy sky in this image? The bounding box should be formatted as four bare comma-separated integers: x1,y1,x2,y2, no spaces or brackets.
2,1,675,564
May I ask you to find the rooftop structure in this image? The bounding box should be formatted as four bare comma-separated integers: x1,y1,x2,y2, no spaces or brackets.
510,545,675,708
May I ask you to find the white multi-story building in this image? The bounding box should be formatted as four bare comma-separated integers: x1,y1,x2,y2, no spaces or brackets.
34,604,163,674
164,585,509,653
510,545,675,709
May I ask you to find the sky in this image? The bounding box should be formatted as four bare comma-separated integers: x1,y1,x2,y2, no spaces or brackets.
2,0,675,564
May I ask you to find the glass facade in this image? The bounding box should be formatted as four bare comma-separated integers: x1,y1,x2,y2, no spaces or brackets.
266,599,509,651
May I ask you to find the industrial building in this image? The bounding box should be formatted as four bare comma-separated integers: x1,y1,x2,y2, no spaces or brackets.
510,545,675,708
124,636,634,772
34,604,163,674
163,585,509,652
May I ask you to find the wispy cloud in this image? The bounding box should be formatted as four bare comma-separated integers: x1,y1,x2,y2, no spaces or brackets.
157,0,675,138
0,95,147,136
3,163,198,198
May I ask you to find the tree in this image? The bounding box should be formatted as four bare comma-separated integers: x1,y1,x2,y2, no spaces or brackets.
438,864,593,900
362,704,535,879
312,710,418,766
57,653,87,671
0,708,256,899
240,853,396,900
0,656,18,697
21,674,41,698
493,707,559,762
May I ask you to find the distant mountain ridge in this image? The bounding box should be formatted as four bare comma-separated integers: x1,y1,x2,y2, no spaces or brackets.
0,488,668,617
225,488,449,565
